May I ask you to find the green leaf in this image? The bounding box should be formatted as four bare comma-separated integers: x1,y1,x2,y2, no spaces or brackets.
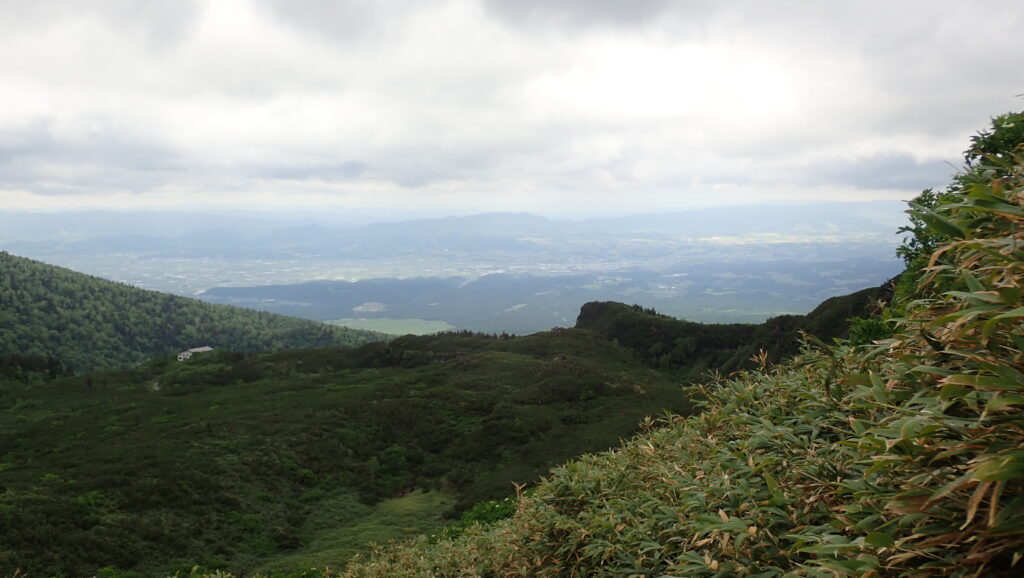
908,202,966,239
969,198,1024,216
987,395,1024,412
990,364,1024,385
911,365,955,378
991,496,1024,535
943,291,1002,304
898,416,929,440
844,373,875,386
965,182,1005,202
991,306,1024,321
997,287,1023,306
945,373,1024,392
974,453,1024,482
864,531,895,549
964,272,985,292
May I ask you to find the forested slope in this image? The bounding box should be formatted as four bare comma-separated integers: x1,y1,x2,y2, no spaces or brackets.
0,251,385,371
575,280,890,378
0,328,688,576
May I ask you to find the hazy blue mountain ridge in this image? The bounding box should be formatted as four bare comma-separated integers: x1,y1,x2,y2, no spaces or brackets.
2,202,905,258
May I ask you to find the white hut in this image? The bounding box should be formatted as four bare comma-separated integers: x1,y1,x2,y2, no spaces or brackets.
177,346,214,361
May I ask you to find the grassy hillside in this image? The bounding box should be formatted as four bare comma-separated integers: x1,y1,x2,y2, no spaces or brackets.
0,251,385,372
0,329,688,576
575,281,890,379
336,127,1024,576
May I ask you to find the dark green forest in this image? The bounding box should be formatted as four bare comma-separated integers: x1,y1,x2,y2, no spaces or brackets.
575,280,891,379
0,252,385,372
0,329,687,576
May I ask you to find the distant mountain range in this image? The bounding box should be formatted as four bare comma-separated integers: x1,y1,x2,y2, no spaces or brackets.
1,202,906,259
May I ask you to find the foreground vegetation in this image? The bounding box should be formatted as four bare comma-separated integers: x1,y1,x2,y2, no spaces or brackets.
0,252,386,372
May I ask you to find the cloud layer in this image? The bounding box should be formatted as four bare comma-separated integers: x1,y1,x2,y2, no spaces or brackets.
1,0,1021,214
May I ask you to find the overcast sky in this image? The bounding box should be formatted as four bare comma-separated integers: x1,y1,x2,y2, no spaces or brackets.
1,0,1021,216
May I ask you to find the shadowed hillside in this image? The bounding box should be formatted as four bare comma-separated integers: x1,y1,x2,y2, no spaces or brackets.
575,280,891,378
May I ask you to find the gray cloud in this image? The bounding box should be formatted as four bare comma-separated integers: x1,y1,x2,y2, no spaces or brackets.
252,161,368,182
0,0,202,51
797,154,957,192
480,0,683,30
0,118,184,193
252,0,385,43
0,0,1021,213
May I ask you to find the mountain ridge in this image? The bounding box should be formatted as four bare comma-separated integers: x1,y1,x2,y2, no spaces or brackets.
3,201,905,257
574,279,892,377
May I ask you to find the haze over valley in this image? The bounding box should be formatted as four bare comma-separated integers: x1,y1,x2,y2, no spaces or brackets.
2,202,904,333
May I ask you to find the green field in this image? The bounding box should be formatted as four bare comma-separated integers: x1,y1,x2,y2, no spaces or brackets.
328,318,454,335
